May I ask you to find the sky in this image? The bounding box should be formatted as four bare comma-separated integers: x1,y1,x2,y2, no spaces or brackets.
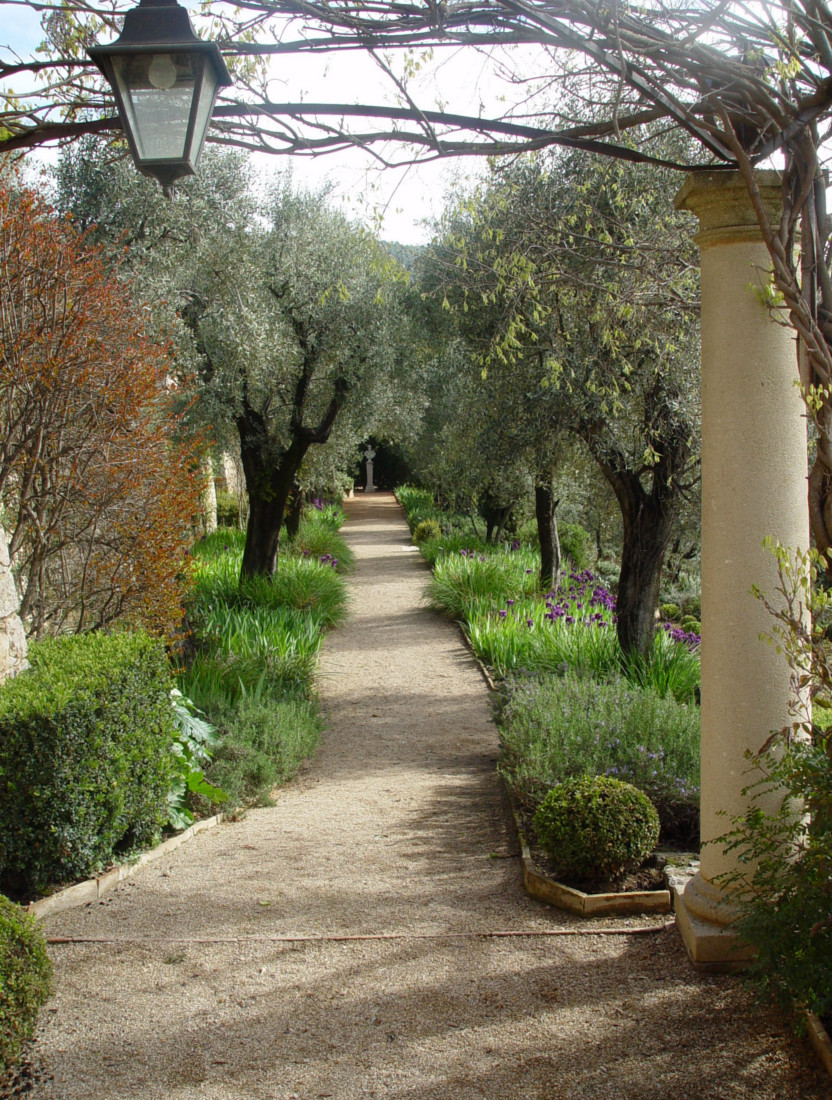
0,1,550,243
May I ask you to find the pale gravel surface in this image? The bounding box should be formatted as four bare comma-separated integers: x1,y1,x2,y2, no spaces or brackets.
23,493,828,1099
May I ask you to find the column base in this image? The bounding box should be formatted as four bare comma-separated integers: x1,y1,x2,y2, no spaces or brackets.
364,486,376,493
673,873,755,972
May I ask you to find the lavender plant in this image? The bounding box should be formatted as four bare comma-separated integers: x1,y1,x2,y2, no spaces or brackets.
499,672,700,844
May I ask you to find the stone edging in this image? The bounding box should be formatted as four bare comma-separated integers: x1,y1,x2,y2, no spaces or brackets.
27,814,224,920
807,1013,832,1080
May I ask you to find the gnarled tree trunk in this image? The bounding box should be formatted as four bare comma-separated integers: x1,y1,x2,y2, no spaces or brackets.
535,480,561,587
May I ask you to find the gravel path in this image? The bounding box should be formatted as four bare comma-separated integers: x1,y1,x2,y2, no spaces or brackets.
25,493,827,1099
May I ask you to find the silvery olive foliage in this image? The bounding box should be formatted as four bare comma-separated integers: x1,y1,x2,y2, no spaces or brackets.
53,142,423,572
414,145,701,654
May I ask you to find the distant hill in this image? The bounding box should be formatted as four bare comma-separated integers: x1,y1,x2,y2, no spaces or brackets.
381,241,425,272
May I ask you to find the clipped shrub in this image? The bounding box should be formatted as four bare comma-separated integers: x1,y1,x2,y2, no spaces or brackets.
660,602,681,621
533,775,660,882
0,896,52,1074
680,616,701,634
559,522,593,571
413,519,442,545
215,490,242,528
0,632,176,896
681,595,701,619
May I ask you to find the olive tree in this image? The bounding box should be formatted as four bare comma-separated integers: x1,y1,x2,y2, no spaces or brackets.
424,147,701,655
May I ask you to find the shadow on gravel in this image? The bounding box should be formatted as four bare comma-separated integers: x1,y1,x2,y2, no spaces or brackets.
37,931,825,1100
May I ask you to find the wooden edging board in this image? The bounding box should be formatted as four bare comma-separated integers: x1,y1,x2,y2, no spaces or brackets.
27,814,224,920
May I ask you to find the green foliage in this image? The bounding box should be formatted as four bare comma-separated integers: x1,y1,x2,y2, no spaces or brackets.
660,603,681,621
215,491,242,528
621,630,702,705
168,691,227,830
180,529,330,813
427,547,541,619
558,522,592,571
413,519,442,544
0,896,52,1074
467,606,620,680
396,485,443,531
202,696,322,811
292,513,355,574
429,550,700,701
186,603,323,700
680,615,701,633
718,543,832,1019
418,534,491,567
681,595,701,619
533,776,660,882
190,529,348,629
418,148,701,659
0,632,176,896
499,674,700,844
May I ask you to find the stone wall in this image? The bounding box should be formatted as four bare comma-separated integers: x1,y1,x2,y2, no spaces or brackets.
0,528,27,682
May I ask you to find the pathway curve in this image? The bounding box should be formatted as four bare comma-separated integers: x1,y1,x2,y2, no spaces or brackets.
27,494,825,1099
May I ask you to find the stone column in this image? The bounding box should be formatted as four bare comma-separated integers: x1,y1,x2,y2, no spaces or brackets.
0,528,27,682
673,172,809,969
199,454,218,535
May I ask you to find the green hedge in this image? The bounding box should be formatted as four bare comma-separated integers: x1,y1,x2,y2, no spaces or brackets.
0,632,176,896
0,895,51,1074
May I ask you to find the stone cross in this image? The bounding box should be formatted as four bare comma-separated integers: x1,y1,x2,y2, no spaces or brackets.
364,446,376,493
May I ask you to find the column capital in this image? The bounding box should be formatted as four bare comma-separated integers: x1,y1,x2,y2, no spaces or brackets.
674,170,783,248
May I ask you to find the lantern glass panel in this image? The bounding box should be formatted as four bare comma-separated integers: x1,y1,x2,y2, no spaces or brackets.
111,52,198,163
189,62,219,168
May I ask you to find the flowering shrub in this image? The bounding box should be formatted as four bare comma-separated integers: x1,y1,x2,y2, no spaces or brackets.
451,563,700,701
662,623,701,648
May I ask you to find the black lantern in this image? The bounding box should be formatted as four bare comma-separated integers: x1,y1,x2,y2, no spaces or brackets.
88,0,232,192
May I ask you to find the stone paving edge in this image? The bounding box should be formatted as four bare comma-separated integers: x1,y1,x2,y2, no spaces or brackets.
26,813,224,920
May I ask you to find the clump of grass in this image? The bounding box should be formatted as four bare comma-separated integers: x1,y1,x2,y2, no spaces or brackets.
191,695,322,812
430,556,700,703
189,531,347,629
419,533,491,567
499,673,700,846
292,512,354,573
427,546,541,618
179,502,351,814
396,485,442,531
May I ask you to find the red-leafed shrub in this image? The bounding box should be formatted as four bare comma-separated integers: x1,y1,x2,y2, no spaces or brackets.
0,182,202,637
